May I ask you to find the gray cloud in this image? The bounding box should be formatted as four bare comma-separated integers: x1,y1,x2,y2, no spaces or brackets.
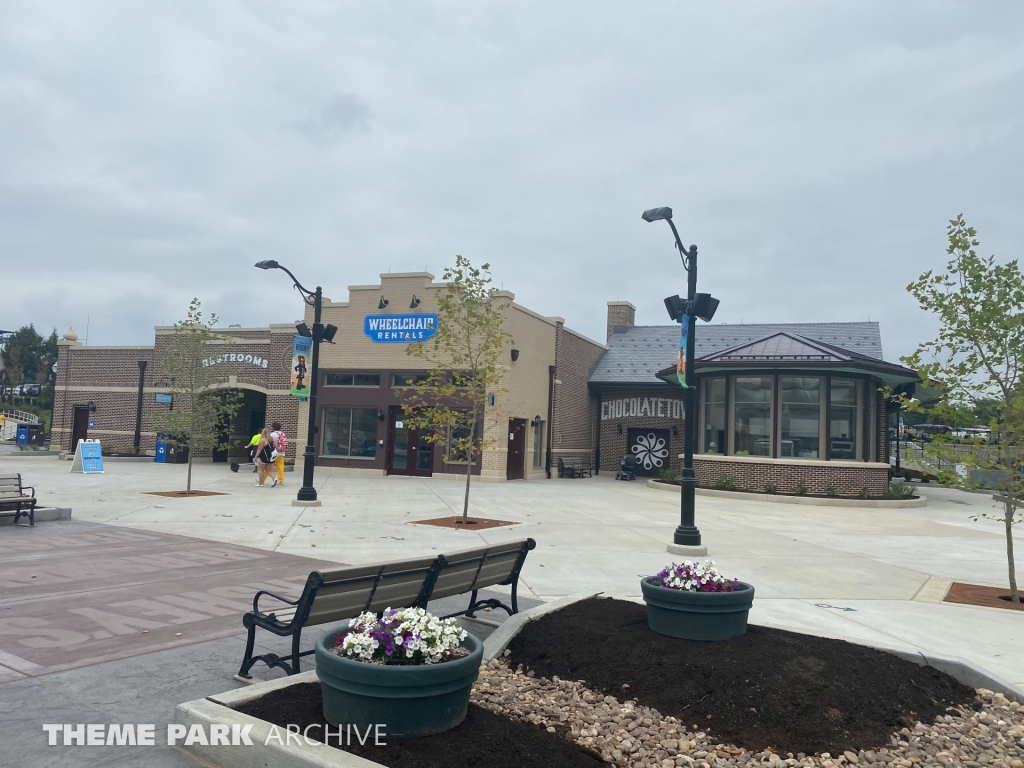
291,93,371,142
1,1,1022,364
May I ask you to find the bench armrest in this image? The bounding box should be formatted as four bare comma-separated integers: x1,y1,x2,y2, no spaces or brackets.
21,486,35,497
252,589,299,616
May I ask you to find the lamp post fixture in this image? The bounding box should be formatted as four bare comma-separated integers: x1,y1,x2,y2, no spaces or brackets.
255,260,336,505
642,207,719,555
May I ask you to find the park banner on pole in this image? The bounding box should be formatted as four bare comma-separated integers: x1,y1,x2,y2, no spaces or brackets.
290,335,313,398
676,315,689,389
70,440,104,474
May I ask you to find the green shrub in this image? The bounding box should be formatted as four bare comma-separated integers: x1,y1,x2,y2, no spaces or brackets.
858,487,872,499
888,481,915,498
764,481,778,494
714,475,738,491
795,480,808,496
825,484,838,497
658,468,679,482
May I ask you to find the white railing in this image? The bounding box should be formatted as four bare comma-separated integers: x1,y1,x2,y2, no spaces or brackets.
0,409,40,441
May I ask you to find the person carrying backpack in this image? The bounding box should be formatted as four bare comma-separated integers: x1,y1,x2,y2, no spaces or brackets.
270,422,288,485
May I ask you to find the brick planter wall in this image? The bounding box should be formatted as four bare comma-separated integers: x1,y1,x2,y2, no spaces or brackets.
693,454,889,497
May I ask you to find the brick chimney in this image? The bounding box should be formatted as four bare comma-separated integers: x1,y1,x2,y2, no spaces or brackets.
606,301,636,342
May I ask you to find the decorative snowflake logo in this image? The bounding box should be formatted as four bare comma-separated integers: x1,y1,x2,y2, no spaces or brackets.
632,432,669,470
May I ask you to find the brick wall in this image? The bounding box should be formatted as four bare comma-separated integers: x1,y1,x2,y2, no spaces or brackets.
53,326,301,456
596,384,688,473
606,301,635,342
693,456,889,497
551,324,606,466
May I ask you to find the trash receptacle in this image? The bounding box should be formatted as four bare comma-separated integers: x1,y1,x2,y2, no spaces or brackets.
16,423,30,446
25,423,44,446
155,434,168,463
167,445,190,464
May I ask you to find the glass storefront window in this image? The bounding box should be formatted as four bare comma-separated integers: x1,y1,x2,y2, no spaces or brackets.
733,377,773,456
830,378,860,460
702,378,726,454
780,377,821,458
322,407,378,458
325,373,380,387
533,420,544,467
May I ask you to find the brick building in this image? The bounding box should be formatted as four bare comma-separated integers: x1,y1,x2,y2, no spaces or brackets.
52,278,915,494
52,272,607,482
589,303,918,496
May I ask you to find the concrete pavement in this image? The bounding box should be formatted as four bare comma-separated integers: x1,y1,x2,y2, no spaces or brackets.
1,453,1021,688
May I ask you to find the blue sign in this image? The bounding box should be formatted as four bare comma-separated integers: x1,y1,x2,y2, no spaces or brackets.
363,314,438,344
155,393,173,405
80,442,104,474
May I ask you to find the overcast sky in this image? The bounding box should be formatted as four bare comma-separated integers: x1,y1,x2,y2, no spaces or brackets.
2,1,1022,362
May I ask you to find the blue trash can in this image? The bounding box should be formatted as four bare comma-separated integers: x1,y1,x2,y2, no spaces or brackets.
155,438,168,463
16,423,30,446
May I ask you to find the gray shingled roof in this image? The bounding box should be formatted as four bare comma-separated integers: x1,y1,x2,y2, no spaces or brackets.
589,322,883,384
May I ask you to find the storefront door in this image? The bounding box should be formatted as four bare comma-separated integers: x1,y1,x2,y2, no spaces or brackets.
71,405,90,453
506,418,527,480
386,407,433,476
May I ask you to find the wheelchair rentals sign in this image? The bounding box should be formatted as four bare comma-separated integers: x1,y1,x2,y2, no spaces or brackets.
363,314,438,344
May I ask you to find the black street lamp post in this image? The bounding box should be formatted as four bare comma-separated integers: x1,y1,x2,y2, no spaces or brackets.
255,260,337,504
642,207,719,553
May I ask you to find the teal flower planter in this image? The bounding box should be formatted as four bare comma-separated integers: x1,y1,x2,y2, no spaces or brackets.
641,578,754,641
315,628,483,739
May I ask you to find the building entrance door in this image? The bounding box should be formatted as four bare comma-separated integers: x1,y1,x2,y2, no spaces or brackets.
71,405,90,453
386,407,433,477
506,418,527,480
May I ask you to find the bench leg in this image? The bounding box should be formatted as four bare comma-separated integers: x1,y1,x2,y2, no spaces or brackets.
511,578,520,614
290,631,302,676
464,589,480,618
237,623,258,679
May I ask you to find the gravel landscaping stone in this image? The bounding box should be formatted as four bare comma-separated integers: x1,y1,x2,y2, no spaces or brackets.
472,659,1024,768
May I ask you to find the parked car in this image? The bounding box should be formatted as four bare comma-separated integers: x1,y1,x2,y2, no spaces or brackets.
23,384,41,397
907,424,952,442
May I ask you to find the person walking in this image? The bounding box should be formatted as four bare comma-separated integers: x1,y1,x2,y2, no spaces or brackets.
254,428,277,487
248,431,261,472
269,422,288,486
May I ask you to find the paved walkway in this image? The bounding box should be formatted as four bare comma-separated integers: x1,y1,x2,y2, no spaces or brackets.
2,454,1022,691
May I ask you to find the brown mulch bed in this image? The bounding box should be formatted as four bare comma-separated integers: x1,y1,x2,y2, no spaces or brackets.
943,581,1024,611
234,681,604,768
144,490,227,498
506,597,976,755
408,516,516,530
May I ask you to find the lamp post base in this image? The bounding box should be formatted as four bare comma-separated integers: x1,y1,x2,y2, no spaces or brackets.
291,499,322,507
666,543,708,557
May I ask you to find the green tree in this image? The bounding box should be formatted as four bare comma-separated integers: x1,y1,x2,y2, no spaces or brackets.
400,256,513,523
903,215,1023,603
1,325,58,384
151,299,240,494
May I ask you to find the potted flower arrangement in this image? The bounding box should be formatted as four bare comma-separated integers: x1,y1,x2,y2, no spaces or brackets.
315,607,483,738
640,560,754,641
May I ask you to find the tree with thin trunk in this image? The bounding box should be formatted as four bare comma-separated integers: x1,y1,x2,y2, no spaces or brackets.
151,299,240,494
400,256,513,523
903,214,1023,604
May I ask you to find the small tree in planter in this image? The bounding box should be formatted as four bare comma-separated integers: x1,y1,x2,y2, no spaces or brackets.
902,215,1024,604
401,256,513,523
641,560,753,641
315,608,483,738
151,299,240,494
